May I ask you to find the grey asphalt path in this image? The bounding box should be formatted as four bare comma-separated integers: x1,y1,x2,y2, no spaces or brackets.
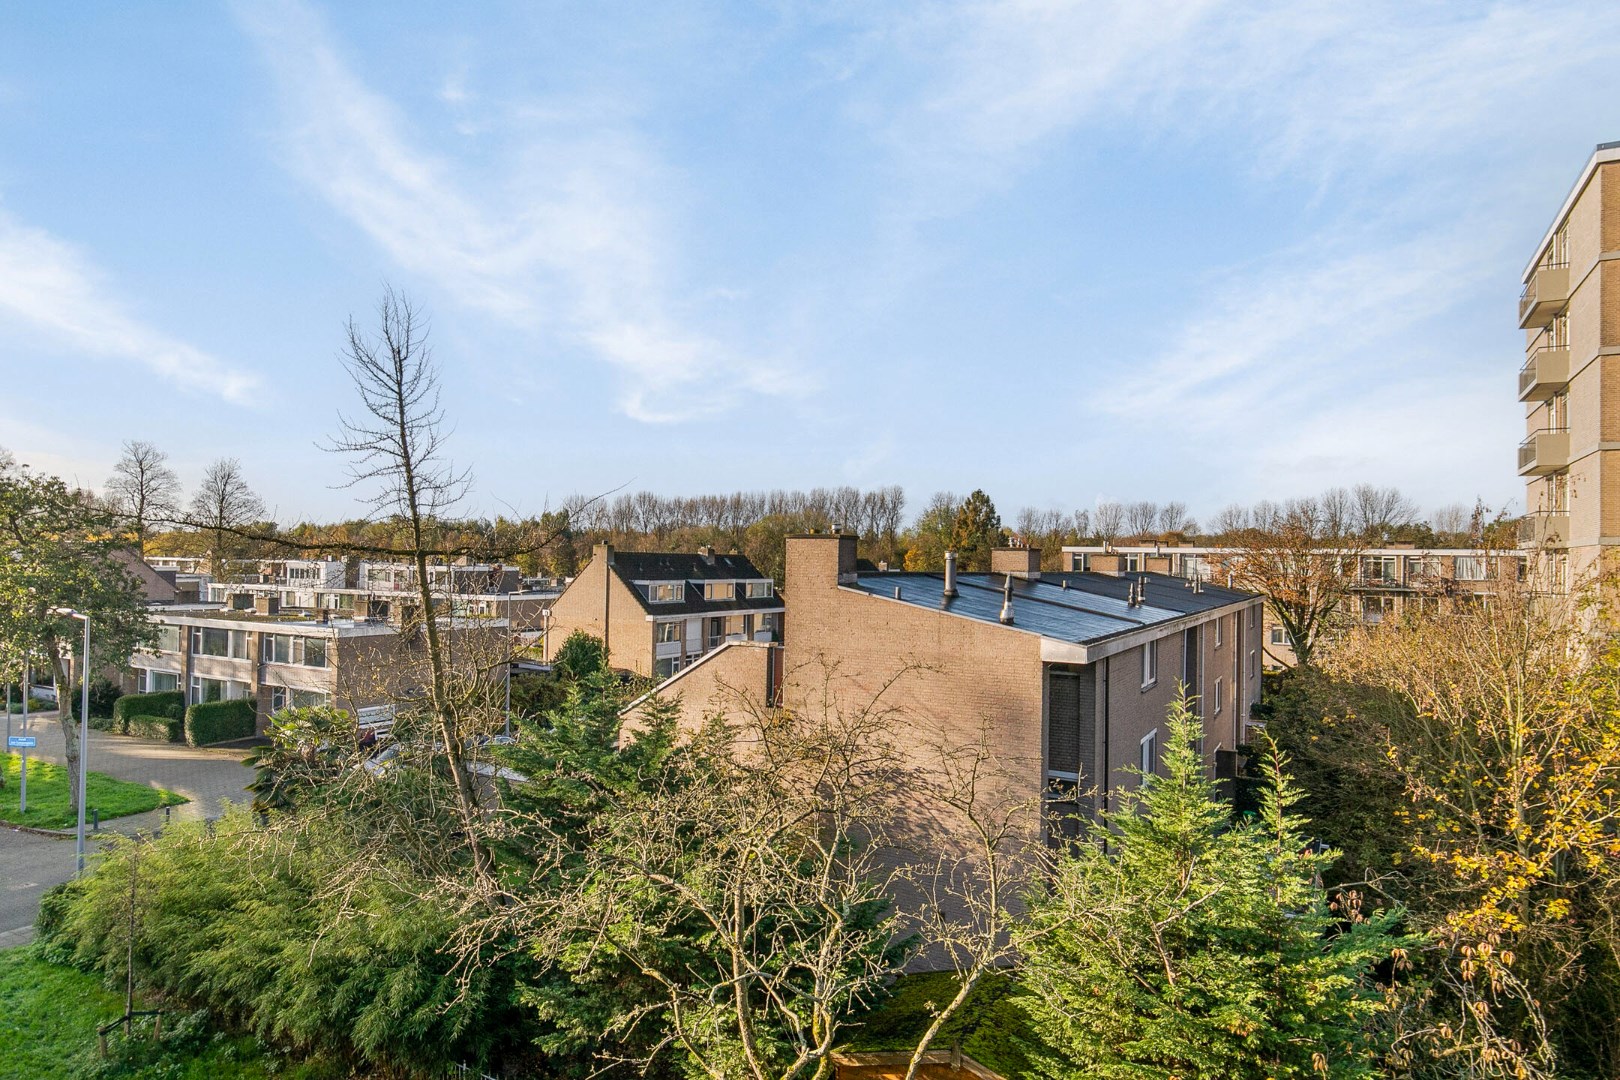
1,712,257,946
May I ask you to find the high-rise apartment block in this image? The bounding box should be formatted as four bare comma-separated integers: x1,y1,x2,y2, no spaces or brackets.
1518,141,1620,585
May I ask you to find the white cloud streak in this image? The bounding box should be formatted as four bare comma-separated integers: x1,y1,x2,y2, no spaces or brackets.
0,209,260,403
235,0,798,423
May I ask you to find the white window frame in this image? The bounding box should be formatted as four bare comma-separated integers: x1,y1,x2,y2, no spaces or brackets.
655,621,681,643
1139,730,1157,778
1213,615,1223,648
1141,639,1158,690
647,582,683,603
1213,676,1224,715
745,580,772,599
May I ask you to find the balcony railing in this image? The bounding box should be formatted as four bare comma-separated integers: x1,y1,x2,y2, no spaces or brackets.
1519,263,1570,328
1518,512,1571,548
1518,345,1571,401
1518,428,1570,476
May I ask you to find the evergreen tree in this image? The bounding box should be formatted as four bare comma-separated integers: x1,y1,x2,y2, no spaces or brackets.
1017,693,1409,1080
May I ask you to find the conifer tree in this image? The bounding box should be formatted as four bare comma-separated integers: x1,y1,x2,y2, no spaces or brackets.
1017,693,1409,1080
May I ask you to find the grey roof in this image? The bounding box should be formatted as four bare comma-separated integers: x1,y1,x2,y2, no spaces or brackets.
612,551,765,582
844,571,1255,646
610,550,782,617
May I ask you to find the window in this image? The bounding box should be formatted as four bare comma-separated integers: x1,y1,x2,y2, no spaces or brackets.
707,616,727,648
1269,626,1293,647
1360,555,1399,584
1139,730,1157,778
703,581,736,601
654,656,677,679
745,581,772,599
655,621,681,643
189,676,247,705
154,624,181,652
1124,554,1142,573
191,626,249,659
300,638,329,668
1213,676,1224,715
268,687,329,713
1141,639,1158,689
1454,556,1488,581
1213,615,1223,648
263,634,293,664
1249,650,1257,681
647,582,683,603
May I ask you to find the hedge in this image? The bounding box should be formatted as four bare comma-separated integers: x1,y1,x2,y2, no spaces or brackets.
113,691,184,730
184,699,257,746
129,714,186,743
67,679,124,721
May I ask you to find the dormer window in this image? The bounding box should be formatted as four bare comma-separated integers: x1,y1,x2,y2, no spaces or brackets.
647,582,684,603
745,581,772,599
703,581,736,601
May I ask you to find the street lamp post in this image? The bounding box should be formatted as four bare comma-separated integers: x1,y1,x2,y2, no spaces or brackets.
52,608,91,875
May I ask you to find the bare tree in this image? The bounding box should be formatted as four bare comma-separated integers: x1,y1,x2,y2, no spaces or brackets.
104,440,179,553
1350,484,1419,539
188,458,266,578
1125,500,1160,537
1211,492,1364,667
325,288,492,878
1093,501,1125,545
1208,503,1249,539
1429,503,1470,541
1157,501,1196,535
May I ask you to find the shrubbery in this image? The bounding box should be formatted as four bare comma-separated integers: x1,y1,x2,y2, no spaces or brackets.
67,677,123,721
183,698,256,746
37,809,524,1075
128,714,184,743
112,690,184,730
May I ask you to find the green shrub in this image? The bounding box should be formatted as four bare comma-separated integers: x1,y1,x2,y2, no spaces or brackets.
6,696,53,713
129,714,185,743
112,690,184,731
67,678,123,721
184,698,257,746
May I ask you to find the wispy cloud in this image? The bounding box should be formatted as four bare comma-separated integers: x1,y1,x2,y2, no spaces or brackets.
234,0,800,423
869,1,1620,213
0,208,260,403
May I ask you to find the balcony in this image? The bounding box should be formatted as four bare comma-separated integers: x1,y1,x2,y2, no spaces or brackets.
1519,263,1570,328
1518,346,1571,401
1518,512,1571,548
1518,428,1570,476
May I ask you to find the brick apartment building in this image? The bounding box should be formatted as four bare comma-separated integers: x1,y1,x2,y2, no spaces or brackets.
772,535,1264,846
1063,543,1526,667
545,544,784,679
127,605,433,726
1517,140,1620,587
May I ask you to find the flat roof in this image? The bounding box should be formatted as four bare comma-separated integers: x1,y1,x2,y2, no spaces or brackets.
844,571,1255,650
1522,140,1620,281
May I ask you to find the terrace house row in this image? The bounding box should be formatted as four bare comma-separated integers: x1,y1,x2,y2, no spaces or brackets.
1063,542,1526,667
544,544,784,679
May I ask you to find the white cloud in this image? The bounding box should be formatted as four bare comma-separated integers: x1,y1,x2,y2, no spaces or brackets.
870,1,1620,211
235,0,799,423
0,209,260,403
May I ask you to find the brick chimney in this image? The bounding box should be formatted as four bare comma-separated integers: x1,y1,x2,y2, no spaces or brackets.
991,546,1042,580
786,533,859,591
1090,553,1124,576
1144,555,1172,575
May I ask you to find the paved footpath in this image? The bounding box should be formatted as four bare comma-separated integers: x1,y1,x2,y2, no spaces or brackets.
0,713,256,946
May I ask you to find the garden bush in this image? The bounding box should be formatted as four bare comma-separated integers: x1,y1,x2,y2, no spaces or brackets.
128,714,185,743
112,690,184,731
184,698,257,746
67,678,123,721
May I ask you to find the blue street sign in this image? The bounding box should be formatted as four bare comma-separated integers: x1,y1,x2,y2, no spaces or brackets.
7,736,36,749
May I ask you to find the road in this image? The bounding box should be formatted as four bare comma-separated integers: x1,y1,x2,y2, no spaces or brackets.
1,713,256,946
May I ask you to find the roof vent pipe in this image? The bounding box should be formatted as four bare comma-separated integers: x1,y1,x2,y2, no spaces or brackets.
943,551,958,598
999,575,1015,624
894,585,902,600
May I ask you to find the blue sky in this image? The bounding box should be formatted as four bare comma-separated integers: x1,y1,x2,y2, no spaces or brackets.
2,1,1618,526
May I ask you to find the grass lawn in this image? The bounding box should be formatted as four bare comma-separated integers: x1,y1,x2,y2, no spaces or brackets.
0,944,335,1080
1,752,186,831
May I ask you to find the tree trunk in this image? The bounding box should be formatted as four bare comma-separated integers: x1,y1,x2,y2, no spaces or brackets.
48,636,82,818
